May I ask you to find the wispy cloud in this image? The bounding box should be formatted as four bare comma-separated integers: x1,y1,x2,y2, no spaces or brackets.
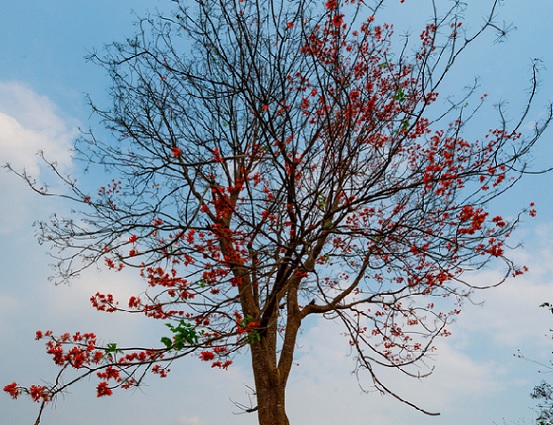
177,416,205,425
0,81,76,234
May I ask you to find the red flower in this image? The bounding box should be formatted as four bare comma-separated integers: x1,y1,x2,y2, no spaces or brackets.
199,351,215,361
492,216,506,227
3,382,19,399
29,385,46,402
128,296,141,308
129,234,137,243
97,366,121,382
332,14,344,27
286,21,294,29
96,381,113,397
171,146,183,157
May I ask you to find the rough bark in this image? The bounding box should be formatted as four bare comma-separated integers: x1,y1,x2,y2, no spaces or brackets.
251,346,290,425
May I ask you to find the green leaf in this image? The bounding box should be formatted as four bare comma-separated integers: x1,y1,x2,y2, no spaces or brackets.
394,88,406,102
173,335,185,351
161,336,173,349
317,193,326,210
162,320,199,351
245,329,261,345
105,342,123,355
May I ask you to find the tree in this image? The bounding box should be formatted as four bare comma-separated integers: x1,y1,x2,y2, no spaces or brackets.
531,381,553,425
525,303,553,425
3,0,551,424
510,303,553,425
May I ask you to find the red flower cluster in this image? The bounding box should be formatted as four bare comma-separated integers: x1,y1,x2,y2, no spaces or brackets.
29,385,49,403
96,366,122,382
96,382,113,397
90,292,118,312
43,332,102,368
199,351,215,361
3,382,19,400
171,146,182,157
3,382,49,403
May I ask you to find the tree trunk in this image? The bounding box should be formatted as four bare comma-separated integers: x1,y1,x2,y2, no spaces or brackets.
251,345,290,425
249,280,302,425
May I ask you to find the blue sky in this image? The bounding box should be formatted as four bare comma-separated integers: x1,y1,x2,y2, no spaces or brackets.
1,1,553,424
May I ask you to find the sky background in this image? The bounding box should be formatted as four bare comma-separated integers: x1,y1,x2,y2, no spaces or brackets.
1,1,553,424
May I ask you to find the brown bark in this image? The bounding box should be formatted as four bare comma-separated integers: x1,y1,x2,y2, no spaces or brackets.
251,348,290,425
250,285,302,425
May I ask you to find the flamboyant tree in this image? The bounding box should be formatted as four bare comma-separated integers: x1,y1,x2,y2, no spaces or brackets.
4,0,551,424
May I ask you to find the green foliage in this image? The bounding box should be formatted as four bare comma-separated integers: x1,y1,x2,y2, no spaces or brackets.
316,193,326,210
238,315,260,345
103,342,123,361
104,343,123,355
161,320,199,351
394,87,406,102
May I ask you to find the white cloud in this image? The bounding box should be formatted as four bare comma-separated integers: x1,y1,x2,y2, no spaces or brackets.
0,81,74,172
177,416,205,425
287,316,504,423
448,224,553,353
0,81,76,234
284,321,523,425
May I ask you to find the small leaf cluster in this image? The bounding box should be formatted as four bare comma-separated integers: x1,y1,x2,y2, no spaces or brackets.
237,315,261,345
161,320,199,351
